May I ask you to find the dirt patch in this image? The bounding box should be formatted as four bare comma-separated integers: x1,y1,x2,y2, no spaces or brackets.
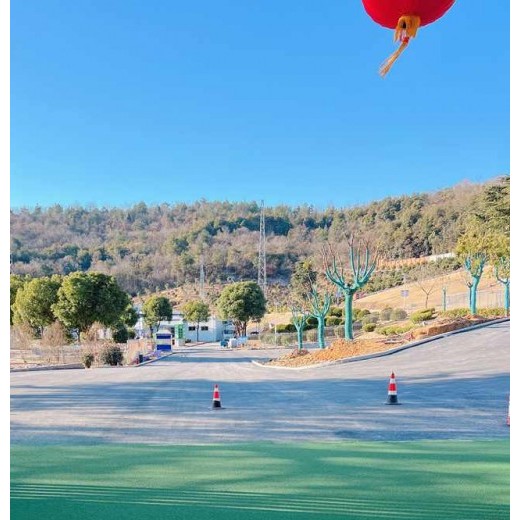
410,317,487,340
266,338,406,368
265,317,496,368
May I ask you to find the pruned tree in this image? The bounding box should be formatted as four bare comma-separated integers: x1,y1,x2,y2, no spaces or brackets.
494,256,510,316
290,306,310,352
323,238,378,340
306,286,332,349
463,253,487,316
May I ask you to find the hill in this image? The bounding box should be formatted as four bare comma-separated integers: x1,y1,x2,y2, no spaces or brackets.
10,179,500,296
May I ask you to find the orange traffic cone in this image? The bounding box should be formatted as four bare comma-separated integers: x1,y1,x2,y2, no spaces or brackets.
386,372,400,405
212,384,222,409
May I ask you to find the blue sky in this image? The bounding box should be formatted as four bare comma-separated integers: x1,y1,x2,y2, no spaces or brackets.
10,0,509,209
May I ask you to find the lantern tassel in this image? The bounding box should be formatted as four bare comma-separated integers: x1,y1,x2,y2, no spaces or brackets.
379,15,421,77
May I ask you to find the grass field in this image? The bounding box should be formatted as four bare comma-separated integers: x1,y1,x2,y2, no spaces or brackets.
11,440,509,520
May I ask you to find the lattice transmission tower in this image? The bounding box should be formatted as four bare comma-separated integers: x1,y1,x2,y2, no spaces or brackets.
199,252,205,301
258,200,267,294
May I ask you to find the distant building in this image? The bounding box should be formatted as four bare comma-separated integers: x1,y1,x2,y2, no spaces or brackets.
157,310,235,343
184,316,235,343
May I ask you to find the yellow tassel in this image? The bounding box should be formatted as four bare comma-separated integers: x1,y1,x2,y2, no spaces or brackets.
379,15,421,77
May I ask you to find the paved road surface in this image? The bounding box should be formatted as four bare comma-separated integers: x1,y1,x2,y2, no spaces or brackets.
11,322,510,444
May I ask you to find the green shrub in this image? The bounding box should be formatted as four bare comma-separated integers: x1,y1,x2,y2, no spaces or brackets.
82,352,95,368
391,308,407,320
380,307,393,321
363,323,377,332
410,308,436,324
276,323,296,333
362,313,379,325
476,308,506,318
127,329,136,340
353,308,370,321
112,324,129,344
100,345,124,366
376,324,415,336
306,316,318,329
439,308,470,318
326,316,342,326
329,306,343,318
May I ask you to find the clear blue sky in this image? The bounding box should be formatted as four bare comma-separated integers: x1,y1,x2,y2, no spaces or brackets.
10,0,509,209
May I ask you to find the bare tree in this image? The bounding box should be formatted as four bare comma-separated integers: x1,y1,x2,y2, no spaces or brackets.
41,321,69,364
413,264,439,309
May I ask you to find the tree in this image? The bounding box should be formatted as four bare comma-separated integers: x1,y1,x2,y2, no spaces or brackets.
291,306,310,352
455,179,508,317
142,295,173,334
456,176,509,266
121,304,139,328
471,176,510,236
182,300,210,341
494,256,510,316
412,264,439,309
289,260,317,303
306,286,332,349
323,238,378,340
112,323,130,344
463,253,487,316
10,274,29,325
12,276,61,336
216,281,266,337
52,272,131,333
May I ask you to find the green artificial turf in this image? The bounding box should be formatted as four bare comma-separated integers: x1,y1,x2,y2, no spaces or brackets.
11,440,509,520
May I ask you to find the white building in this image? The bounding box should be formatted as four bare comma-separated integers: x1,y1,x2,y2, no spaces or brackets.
157,311,235,343
185,316,235,343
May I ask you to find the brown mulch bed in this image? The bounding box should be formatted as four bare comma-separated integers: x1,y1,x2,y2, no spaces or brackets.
265,316,496,368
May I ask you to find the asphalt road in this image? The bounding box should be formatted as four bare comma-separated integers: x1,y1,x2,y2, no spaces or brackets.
10,321,510,444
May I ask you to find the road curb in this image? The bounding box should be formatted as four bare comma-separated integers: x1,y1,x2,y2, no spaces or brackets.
10,363,84,373
251,318,510,371
134,342,211,366
135,352,176,366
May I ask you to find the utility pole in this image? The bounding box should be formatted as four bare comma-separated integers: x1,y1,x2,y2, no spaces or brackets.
258,200,267,294
199,252,205,301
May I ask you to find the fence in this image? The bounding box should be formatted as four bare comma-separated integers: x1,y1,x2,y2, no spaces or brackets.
444,289,504,311
10,333,152,369
258,325,362,347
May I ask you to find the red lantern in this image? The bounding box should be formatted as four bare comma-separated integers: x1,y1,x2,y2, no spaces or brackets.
362,0,456,76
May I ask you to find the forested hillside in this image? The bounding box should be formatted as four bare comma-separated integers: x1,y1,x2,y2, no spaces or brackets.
10,179,502,296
